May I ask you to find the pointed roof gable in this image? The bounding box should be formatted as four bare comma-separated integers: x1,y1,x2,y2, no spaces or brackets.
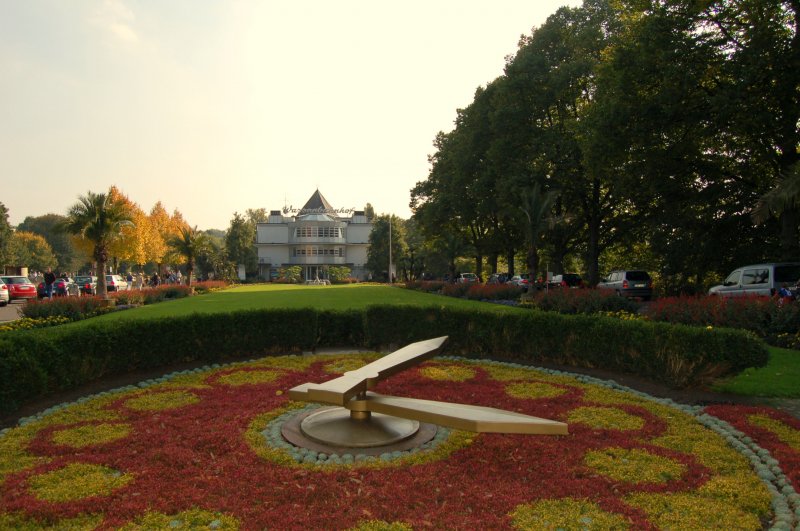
301,189,334,211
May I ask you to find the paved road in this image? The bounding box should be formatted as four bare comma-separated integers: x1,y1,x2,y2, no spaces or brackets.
0,300,24,322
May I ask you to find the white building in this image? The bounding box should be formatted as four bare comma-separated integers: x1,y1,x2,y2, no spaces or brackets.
255,190,373,281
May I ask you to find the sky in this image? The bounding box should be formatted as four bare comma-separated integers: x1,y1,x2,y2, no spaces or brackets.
2,0,580,231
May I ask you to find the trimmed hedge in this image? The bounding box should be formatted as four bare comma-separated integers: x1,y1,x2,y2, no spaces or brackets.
0,305,768,415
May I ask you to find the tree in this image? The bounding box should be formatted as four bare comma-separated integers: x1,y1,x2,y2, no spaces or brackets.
167,225,211,286
364,203,375,220
519,184,560,282
107,186,148,272
366,215,407,281
61,191,134,297
8,231,57,272
0,203,14,268
225,213,257,276
147,202,172,271
17,214,84,273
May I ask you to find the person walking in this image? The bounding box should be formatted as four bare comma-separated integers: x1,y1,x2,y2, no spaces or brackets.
43,267,56,299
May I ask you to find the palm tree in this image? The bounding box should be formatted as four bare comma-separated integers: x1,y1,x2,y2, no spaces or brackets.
753,162,800,224
519,183,560,284
167,225,210,286
62,191,134,298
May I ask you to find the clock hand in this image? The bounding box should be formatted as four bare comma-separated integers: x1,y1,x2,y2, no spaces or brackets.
289,336,448,406
346,392,568,435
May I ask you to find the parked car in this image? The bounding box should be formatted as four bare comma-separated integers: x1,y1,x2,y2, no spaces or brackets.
38,277,76,298
708,263,800,297
549,273,584,289
105,274,128,292
457,273,479,284
0,275,37,300
0,279,9,307
597,270,653,301
509,274,530,290
75,275,98,296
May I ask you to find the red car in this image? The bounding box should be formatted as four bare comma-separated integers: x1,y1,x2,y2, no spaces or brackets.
0,275,37,300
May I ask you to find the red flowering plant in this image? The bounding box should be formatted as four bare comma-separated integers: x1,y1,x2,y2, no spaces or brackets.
0,355,791,529
705,404,800,492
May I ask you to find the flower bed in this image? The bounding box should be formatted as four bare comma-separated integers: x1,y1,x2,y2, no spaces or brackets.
704,404,800,494
0,355,795,529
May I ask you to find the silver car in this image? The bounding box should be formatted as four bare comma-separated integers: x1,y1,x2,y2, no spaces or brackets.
708,263,800,297
597,270,653,301
0,279,9,306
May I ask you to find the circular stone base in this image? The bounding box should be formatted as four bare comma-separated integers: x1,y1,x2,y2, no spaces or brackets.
281,407,438,456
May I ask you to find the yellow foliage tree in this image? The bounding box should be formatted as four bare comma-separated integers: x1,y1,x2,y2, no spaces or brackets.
107,186,147,271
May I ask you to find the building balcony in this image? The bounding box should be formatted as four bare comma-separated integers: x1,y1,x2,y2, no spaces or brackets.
289,256,347,265
289,236,346,244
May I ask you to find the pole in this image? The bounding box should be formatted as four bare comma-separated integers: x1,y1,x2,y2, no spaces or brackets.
389,216,393,284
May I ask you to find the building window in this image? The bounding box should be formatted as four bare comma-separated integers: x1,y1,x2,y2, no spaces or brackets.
294,227,341,238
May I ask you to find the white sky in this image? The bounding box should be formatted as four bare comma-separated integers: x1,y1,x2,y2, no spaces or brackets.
1,0,579,231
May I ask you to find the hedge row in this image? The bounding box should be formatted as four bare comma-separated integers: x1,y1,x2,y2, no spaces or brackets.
0,306,768,415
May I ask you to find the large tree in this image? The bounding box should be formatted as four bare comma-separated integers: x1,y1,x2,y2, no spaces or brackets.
366,215,407,282
8,231,57,272
0,203,13,268
225,213,257,277
17,214,83,273
61,191,134,297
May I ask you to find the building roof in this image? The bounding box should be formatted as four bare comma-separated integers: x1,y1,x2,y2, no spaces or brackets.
301,189,334,212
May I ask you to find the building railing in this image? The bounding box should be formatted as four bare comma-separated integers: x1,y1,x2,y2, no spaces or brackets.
289,256,347,265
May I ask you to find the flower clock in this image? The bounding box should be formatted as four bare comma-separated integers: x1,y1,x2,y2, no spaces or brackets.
1,349,798,530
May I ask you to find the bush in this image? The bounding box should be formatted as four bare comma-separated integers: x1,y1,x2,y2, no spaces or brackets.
646,296,800,342
20,297,114,321
193,280,230,294
0,305,768,414
464,283,524,301
404,281,446,293
441,283,471,298
521,288,639,314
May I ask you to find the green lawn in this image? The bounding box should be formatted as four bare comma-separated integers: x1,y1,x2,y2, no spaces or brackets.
88,283,520,323
712,346,800,398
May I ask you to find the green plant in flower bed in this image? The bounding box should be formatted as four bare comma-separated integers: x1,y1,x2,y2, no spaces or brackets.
0,355,784,529
520,288,639,315
0,316,71,333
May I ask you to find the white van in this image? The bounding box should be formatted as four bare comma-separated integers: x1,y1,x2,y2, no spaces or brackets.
708,263,800,297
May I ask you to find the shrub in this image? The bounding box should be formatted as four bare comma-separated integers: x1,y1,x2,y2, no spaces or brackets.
404,281,446,293
521,288,639,314
441,283,471,298
646,296,800,342
0,305,768,414
193,280,230,294
465,283,524,301
20,297,114,321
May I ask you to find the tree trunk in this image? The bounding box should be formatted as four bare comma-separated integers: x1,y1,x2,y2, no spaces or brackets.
586,177,602,286
475,253,483,281
506,248,515,277
488,252,498,274
527,244,539,284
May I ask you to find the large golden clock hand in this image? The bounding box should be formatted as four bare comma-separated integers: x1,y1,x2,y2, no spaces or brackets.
348,393,567,435
289,336,448,406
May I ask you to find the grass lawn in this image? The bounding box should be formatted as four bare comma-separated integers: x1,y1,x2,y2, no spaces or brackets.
86,283,521,323
712,346,800,398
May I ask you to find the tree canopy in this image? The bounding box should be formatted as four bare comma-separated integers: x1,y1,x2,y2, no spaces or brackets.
410,0,800,292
